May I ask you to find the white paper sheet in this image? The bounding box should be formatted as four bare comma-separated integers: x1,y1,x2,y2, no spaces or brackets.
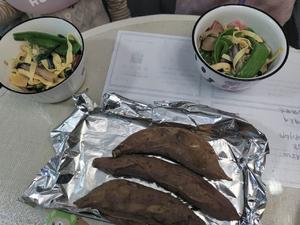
103,31,300,188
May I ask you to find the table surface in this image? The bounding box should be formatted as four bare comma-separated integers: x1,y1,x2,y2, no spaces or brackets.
0,14,299,225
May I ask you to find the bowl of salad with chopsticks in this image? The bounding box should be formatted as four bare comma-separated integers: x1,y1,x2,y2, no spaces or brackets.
0,16,85,103
192,4,288,91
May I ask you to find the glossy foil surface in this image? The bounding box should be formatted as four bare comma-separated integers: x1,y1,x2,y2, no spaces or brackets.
22,92,269,225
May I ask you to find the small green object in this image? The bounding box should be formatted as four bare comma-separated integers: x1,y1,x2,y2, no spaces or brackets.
13,31,66,43
46,210,77,225
212,29,235,64
200,49,213,64
55,41,81,55
213,37,229,64
221,28,236,36
27,37,63,50
237,42,269,78
245,27,255,32
13,31,81,55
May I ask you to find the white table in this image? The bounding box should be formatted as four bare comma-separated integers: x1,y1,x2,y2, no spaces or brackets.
0,15,299,225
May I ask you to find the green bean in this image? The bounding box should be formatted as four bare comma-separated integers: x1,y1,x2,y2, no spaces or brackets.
13,31,81,55
237,42,269,78
200,49,213,64
55,41,81,55
27,38,60,50
212,28,235,64
13,32,66,43
245,27,255,32
221,28,237,36
213,37,229,64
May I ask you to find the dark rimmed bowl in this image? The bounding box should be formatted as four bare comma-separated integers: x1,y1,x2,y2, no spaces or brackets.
0,16,86,103
192,4,289,91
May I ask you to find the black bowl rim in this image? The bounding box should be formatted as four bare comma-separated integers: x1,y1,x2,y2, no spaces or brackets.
0,16,85,95
192,4,289,82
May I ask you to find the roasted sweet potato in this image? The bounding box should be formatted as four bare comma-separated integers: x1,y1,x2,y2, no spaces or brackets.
74,180,205,225
93,155,239,221
112,126,229,180
105,215,146,225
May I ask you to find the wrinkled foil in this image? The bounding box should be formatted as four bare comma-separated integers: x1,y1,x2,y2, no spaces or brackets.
22,92,269,225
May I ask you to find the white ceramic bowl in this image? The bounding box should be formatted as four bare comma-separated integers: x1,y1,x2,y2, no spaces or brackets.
0,16,86,103
192,4,289,91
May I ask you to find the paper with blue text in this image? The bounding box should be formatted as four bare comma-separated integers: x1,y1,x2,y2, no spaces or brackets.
103,31,300,188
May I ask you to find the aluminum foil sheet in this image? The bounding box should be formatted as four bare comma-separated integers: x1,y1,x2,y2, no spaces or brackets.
22,92,269,225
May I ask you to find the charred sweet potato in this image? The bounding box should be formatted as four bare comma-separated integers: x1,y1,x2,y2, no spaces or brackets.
74,179,205,225
105,215,146,225
112,126,229,180
93,155,239,221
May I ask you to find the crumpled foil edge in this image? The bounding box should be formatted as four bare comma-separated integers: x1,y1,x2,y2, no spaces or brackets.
21,92,269,225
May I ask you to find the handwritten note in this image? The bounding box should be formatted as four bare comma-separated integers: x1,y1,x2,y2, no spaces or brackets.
279,108,300,159
280,108,300,126
103,31,300,188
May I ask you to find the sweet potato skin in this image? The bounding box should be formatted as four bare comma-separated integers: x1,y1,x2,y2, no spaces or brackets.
74,180,205,225
112,126,229,180
93,155,239,221
104,215,146,225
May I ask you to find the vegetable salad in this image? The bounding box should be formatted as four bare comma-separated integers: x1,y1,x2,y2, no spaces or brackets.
5,31,82,92
199,20,282,78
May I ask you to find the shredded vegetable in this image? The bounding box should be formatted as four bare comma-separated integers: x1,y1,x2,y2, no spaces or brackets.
198,20,282,78
4,31,82,92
